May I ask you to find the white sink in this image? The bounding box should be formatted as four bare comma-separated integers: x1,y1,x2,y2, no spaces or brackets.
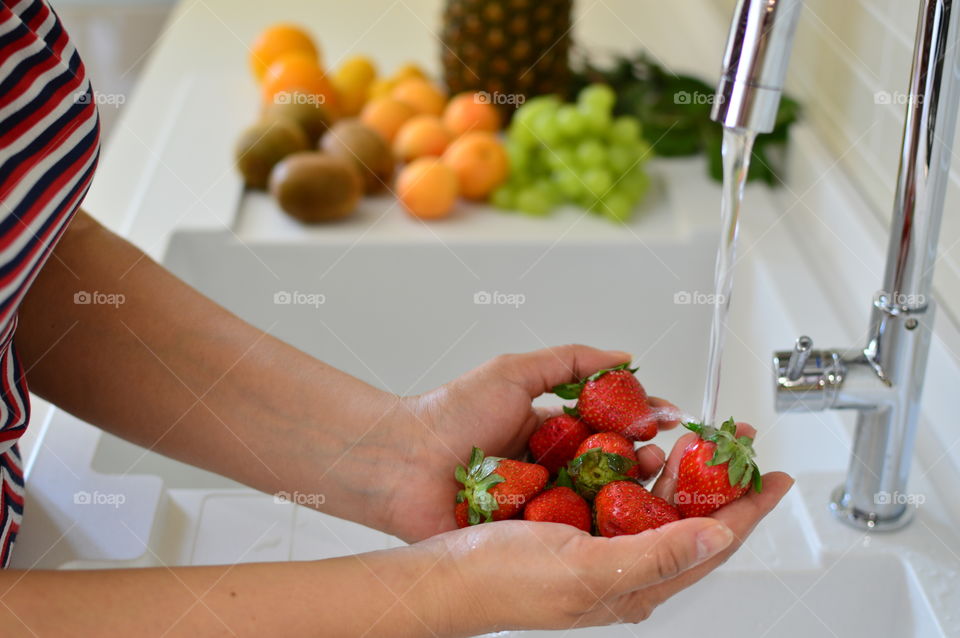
13,154,959,636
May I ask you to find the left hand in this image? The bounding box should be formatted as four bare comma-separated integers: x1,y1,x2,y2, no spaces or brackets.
380,345,681,542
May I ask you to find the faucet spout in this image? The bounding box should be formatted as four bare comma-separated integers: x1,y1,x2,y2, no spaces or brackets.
711,0,804,133
769,0,960,531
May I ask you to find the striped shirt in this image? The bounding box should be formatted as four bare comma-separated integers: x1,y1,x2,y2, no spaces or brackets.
0,0,101,566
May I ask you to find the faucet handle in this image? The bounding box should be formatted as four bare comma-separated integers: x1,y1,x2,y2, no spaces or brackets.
785,335,813,380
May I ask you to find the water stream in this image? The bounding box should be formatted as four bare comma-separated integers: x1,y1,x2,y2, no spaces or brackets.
699,127,756,427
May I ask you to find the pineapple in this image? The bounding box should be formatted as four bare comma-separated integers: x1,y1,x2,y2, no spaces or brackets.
441,0,573,106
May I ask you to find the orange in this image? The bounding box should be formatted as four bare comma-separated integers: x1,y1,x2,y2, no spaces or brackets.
442,131,509,200
250,23,319,82
393,115,453,162
393,63,427,83
262,53,339,117
443,92,501,136
360,97,416,143
396,158,458,219
333,55,377,116
391,78,446,116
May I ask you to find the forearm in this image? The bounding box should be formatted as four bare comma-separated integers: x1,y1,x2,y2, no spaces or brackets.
15,212,406,532
0,547,454,637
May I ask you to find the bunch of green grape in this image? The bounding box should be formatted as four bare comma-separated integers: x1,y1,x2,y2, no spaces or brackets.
492,84,652,221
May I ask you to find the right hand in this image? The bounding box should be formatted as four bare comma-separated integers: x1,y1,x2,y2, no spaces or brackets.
417,424,793,635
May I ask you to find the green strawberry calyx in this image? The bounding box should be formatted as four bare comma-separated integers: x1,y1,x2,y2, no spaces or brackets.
455,446,506,525
551,362,638,414
684,418,763,493
567,447,637,500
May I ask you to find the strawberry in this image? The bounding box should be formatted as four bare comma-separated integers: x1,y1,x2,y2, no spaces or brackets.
675,418,762,517
455,447,548,525
552,363,660,441
567,432,641,500
529,414,592,475
455,500,470,528
594,481,680,537
523,486,592,532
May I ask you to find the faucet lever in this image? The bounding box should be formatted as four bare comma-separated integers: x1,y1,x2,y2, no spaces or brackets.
785,335,813,380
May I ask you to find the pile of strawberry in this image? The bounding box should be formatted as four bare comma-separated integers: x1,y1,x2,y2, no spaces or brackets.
455,363,762,536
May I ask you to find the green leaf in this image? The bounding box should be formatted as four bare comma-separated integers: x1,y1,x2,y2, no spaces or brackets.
752,467,764,493
720,418,737,436
475,491,498,513
556,467,574,489
467,447,484,472
553,383,583,400
585,362,636,383
475,474,506,492
562,405,580,417
468,507,481,525
477,457,501,480
739,463,755,489
728,455,747,487
683,421,704,436
455,466,467,485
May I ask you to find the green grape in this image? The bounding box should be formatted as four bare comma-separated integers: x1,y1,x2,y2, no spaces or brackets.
545,147,576,172
582,168,613,197
516,183,556,216
530,111,563,146
577,84,616,114
576,139,607,170
551,168,583,199
599,190,635,222
619,167,651,201
506,141,534,175
555,104,587,138
579,105,612,135
609,116,641,143
514,95,561,128
607,145,636,174
491,184,516,210
507,122,539,148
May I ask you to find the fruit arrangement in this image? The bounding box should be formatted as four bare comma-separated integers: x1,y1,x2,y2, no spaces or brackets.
491,85,652,220
235,23,511,223
455,364,763,536
234,23,658,225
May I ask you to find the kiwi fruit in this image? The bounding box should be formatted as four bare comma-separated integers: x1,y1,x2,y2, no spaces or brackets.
235,119,309,189
268,152,362,223
263,100,331,146
320,119,394,193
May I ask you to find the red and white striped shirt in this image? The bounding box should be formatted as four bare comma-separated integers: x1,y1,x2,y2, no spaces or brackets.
0,0,101,566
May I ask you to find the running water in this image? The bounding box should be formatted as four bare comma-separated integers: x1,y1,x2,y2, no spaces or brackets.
699,127,756,427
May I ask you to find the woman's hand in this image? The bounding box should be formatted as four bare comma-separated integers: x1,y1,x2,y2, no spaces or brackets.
380,345,681,542
416,455,794,635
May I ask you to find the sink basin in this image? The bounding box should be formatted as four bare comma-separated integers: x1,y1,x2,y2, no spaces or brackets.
516,556,930,638
13,155,958,636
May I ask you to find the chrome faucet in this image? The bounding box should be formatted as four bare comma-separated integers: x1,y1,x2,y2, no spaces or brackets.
713,0,960,530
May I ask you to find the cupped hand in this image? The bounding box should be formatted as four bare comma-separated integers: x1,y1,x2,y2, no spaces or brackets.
418,461,793,635
383,345,679,542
